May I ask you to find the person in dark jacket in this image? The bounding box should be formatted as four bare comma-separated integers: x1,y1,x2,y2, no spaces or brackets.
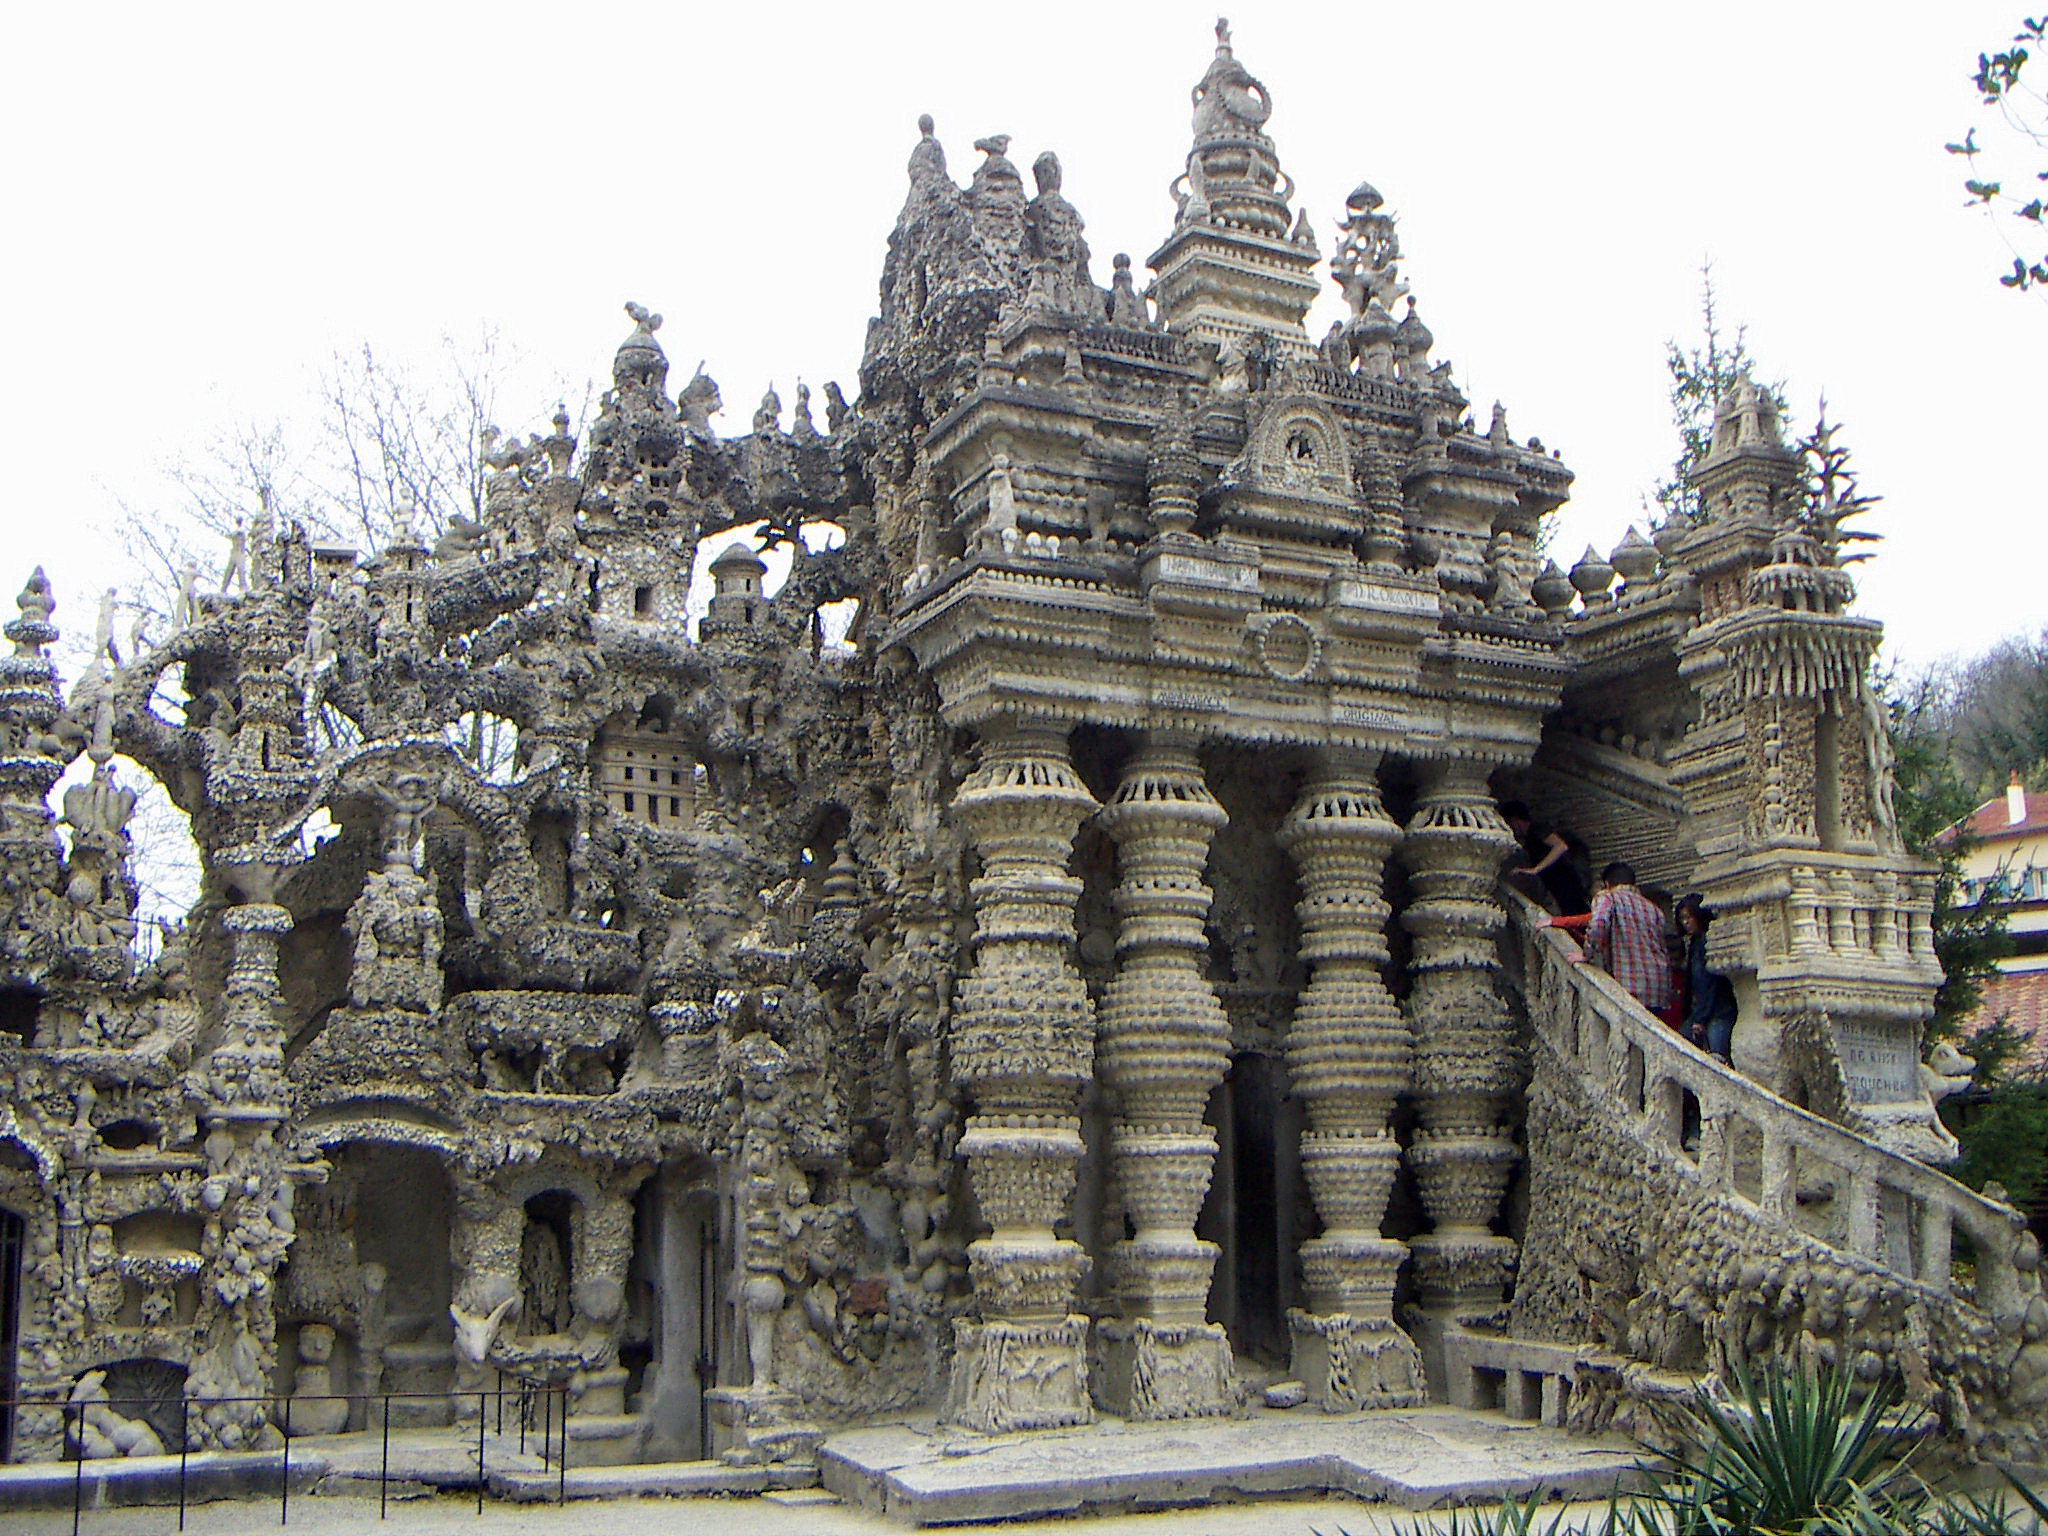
1500,801,1591,916
1676,893,1736,1061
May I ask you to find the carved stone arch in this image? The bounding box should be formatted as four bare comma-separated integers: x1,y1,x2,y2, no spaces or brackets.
1247,393,1352,499
495,1157,611,1341
303,1113,467,1156
497,1153,604,1214
0,1110,61,1182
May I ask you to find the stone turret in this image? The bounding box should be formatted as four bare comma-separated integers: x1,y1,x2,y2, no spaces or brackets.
1663,391,1943,1160
1147,20,1320,354
702,540,768,636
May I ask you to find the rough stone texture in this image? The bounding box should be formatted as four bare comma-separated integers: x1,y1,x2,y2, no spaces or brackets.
819,1408,1643,1524
0,15,2037,1492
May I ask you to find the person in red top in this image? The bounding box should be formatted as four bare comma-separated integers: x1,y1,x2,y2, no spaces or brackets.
1573,862,1674,1015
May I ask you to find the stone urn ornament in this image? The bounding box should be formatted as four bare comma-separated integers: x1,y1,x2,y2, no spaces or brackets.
1568,544,1615,604
1530,559,1575,618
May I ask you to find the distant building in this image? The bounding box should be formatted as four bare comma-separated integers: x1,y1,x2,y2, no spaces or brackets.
1952,773,2048,1074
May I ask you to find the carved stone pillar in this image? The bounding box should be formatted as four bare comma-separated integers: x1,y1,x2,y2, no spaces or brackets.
1397,760,1522,1391
943,722,1098,1432
1276,750,1426,1410
191,875,297,1450
1093,737,1242,1419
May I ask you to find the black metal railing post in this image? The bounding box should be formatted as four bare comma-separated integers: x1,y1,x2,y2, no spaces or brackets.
476,1392,486,1514
379,1395,390,1521
69,1401,83,1536
557,1386,566,1505
178,1397,189,1532
280,1395,291,1525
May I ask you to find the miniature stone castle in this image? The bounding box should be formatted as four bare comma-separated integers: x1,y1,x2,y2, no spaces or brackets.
1,21,2043,1477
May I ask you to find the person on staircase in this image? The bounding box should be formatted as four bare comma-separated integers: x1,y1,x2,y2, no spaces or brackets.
1675,893,1736,1062
1569,862,1675,1019
1500,800,1591,916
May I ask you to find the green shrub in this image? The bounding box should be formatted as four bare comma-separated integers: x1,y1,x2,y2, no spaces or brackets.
1654,1358,1919,1534
1368,1360,2046,1536
1953,1077,2048,1211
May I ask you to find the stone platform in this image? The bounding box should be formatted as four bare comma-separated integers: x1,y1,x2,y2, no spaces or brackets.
820,1406,1646,1525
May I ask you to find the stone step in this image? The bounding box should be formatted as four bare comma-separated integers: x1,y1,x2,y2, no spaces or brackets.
488,1460,819,1502
561,1413,645,1467
819,1406,1645,1526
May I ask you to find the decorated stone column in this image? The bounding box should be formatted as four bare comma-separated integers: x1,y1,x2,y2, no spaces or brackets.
1397,759,1522,1390
943,721,1098,1432
1093,736,1243,1419
188,857,301,1450
1276,750,1426,1410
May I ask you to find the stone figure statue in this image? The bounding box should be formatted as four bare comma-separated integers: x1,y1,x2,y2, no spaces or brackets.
371,770,437,872
219,518,250,595
680,368,723,436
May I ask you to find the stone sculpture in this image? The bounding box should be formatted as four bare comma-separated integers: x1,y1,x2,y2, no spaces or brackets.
0,18,2037,1489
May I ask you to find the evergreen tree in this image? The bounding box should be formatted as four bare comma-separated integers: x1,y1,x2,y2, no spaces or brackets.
1655,265,1789,521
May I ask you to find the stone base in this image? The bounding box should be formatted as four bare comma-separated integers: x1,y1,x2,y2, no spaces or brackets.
943,1315,1092,1433
563,1412,645,1466
1298,1233,1406,1315
284,1392,349,1437
1092,1318,1246,1421
706,1385,823,1466
1848,1098,1960,1168
381,1341,455,1426
820,1406,1648,1524
1289,1309,1427,1412
571,1365,629,1417
1406,1234,1519,1399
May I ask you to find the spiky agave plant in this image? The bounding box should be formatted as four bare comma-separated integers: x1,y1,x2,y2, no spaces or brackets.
1376,1486,1648,1536
1654,1358,1927,1535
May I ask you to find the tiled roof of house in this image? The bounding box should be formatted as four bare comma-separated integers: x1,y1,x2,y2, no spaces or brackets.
1960,969,2048,1077
1950,785,2048,843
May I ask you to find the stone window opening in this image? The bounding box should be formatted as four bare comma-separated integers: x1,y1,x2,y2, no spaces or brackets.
0,987,43,1044
100,1119,154,1152
634,585,654,617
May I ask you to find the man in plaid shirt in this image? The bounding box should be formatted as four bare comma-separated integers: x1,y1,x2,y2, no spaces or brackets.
1578,862,1673,1013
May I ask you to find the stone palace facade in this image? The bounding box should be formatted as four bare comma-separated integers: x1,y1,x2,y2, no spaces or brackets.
1,21,2042,1474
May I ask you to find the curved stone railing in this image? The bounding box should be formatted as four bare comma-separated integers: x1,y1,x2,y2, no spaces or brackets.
1507,889,2039,1332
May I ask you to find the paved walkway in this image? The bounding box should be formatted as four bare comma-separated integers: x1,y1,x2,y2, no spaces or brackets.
2,1488,1636,1536
0,1407,1643,1534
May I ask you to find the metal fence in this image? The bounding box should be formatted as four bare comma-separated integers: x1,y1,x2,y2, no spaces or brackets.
5,1379,575,1534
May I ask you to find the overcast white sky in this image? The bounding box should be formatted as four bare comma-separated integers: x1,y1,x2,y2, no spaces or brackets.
3,0,2042,674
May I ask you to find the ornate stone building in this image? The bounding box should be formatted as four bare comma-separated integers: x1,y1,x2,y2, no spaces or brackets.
1,21,2042,1477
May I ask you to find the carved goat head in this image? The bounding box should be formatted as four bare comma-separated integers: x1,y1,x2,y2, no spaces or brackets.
449,1294,519,1365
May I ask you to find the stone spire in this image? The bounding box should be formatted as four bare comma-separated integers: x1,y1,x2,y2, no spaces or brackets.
1147,20,1319,354
1176,19,1295,240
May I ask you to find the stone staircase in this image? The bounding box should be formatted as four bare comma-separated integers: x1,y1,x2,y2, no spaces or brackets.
1482,891,2048,1462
